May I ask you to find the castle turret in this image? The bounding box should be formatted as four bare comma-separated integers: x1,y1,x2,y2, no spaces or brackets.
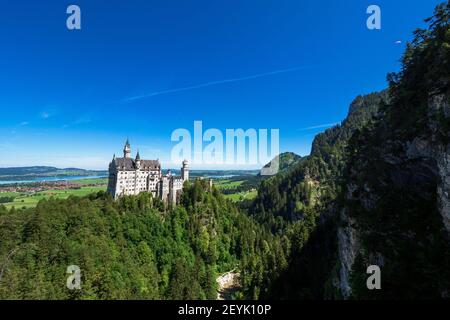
107,154,118,198
135,150,141,169
123,139,131,158
181,159,189,182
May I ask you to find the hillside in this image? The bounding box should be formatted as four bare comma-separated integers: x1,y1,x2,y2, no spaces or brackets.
0,179,285,299
260,152,303,176
249,2,450,300
339,2,450,298
251,91,387,231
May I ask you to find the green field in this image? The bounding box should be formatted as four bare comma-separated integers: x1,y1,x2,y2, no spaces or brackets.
1,186,106,209
1,177,254,209
213,178,258,202
214,179,245,190
223,190,257,202
70,177,108,185
0,192,18,198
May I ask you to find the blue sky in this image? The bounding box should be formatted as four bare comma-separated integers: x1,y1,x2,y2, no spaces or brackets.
0,0,443,169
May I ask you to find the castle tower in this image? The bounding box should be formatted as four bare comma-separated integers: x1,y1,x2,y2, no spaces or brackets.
123,139,131,159
135,150,141,169
181,159,189,182
107,153,117,197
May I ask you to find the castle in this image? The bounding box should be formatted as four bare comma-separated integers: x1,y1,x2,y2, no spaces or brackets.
107,139,189,204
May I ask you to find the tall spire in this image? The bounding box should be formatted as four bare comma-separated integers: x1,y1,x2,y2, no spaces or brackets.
135,149,141,169
123,138,131,158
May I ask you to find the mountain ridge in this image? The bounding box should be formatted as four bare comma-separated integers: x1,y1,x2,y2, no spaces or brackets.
0,166,107,180
247,1,450,300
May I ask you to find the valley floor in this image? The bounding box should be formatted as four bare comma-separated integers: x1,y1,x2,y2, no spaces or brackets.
0,176,257,209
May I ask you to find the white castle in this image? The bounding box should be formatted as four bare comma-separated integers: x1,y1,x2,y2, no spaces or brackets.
107,139,189,204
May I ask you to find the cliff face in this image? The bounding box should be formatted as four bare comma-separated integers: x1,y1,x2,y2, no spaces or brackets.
334,3,450,299
256,92,450,300
337,91,450,299
429,94,450,233
437,144,450,233
252,2,450,300
336,209,360,299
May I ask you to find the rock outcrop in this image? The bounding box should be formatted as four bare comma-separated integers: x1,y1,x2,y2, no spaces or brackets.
428,94,450,234
336,209,360,299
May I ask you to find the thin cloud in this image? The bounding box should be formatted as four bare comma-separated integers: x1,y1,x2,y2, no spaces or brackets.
63,116,92,128
73,116,91,125
20,121,29,126
40,112,51,119
297,122,340,131
123,66,311,103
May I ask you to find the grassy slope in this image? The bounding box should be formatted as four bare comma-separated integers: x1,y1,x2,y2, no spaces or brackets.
214,180,245,189
214,179,258,202
224,190,258,202
2,177,255,208
2,186,106,209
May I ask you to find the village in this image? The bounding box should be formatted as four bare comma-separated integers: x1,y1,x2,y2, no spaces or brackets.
0,179,107,209
0,180,100,194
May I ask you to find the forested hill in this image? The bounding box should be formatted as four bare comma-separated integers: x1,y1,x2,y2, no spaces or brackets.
251,91,387,229
250,2,450,299
260,152,303,175
0,180,286,299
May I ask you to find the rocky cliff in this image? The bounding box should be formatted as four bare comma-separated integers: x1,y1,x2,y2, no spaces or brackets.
252,2,450,300
334,3,450,295
337,91,450,299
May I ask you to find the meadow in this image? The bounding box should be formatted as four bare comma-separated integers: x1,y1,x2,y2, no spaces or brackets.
213,179,245,189
1,186,106,209
223,189,258,202
0,177,257,209
214,179,258,202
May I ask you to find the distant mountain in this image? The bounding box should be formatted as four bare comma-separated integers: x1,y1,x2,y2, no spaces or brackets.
190,170,259,178
0,166,107,180
260,152,303,176
0,166,59,175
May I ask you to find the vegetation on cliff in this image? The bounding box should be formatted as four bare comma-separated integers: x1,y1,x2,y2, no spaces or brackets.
248,1,450,300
